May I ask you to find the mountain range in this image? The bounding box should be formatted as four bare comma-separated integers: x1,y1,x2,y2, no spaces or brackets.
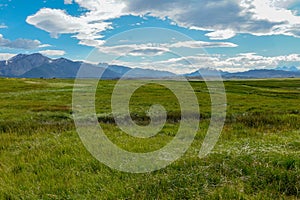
0,53,300,79
0,53,175,79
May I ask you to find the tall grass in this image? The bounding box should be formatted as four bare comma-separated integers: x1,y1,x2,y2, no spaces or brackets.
0,78,299,199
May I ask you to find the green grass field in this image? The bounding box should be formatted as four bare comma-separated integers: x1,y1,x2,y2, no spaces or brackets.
0,78,299,199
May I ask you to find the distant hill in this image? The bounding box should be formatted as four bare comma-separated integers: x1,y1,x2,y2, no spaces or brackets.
185,68,228,78
275,66,299,72
119,68,175,78
103,64,175,78
105,65,131,75
185,68,300,79
223,69,300,79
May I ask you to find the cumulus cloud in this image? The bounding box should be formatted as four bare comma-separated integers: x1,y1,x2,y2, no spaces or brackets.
124,0,286,37
39,50,66,56
26,8,89,39
26,2,122,45
26,0,300,47
0,34,43,49
240,0,300,37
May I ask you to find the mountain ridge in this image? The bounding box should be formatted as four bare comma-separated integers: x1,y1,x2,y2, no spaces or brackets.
1,53,300,79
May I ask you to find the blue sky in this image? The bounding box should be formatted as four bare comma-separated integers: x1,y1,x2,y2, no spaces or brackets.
1,0,300,73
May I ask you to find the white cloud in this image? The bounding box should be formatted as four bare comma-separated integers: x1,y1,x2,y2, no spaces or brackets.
64,0,73,4
203,53,300,72
97,44,168,56
128,47,168,56
97,41,237,56
240,0,300,37
26,8,112,45
205,29,236,40
168,41,238,48
26,8,87,38
78,39,105,47
110,53,300,74
39,50,66,56
39,44,52,48
0,53,16,60
0,34,43,49
26,0,125,47
0,23,7,29
249,0,300,24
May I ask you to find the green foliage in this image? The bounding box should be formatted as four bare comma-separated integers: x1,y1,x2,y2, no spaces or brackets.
0,78,299,199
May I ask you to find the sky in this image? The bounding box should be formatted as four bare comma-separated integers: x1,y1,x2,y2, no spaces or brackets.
1,0,300,73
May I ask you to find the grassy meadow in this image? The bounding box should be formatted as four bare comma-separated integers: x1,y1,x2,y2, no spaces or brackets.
0,77,299,199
